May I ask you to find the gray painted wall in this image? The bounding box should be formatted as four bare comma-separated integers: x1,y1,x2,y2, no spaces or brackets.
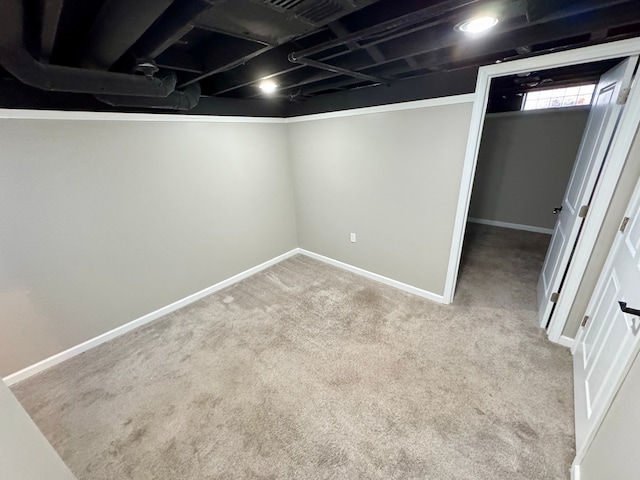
0,119,297,376
288,102,474,296
0,99,636,479
0,380,76,479
580,351,640,479
563,127,640,337
469,107,590,229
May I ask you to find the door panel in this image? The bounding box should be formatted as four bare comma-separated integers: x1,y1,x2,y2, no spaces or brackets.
585,295,630,415
537,57,638,326
540,221,567,294
574,176,640,453
625,205,640,253
565,87,615,212
583,274,620,366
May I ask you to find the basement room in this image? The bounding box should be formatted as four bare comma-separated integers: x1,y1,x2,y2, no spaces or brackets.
2,1,640,479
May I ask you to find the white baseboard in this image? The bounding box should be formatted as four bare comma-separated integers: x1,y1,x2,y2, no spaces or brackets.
3,249,299,386
558,335,575,348
468,217,554,235
571,463,581,480
298,249,447,305
4,247,446,385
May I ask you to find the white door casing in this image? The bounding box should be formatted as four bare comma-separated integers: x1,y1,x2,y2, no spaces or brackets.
537,57,638,327
446,39,640,342
573,175,640,460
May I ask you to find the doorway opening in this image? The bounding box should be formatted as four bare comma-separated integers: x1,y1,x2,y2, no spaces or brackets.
460,58,630,335
444,38,640,344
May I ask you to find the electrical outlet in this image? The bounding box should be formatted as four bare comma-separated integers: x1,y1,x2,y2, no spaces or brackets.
350,233,356,243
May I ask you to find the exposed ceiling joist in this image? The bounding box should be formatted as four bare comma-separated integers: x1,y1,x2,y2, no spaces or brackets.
81,0,174,70
328,20,386,63
261,1,640,97
1,0,640,112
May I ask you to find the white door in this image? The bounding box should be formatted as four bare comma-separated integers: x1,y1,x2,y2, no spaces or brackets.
537,57,638,327
573,176,640,454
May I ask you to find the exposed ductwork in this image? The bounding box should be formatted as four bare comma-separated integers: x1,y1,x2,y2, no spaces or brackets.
0,0,176,97
95,83,201,111
130,0,222,62
81,0,175,70
286,0,481,86
1,0,637,113
192,0,379,46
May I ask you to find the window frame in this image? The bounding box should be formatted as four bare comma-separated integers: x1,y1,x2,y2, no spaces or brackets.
521,83,596,111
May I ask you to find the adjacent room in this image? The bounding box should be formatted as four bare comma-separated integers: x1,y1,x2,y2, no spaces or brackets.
466,58,623,333
2,1,640,480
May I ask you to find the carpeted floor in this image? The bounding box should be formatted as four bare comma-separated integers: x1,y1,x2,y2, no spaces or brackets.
12,224,574,479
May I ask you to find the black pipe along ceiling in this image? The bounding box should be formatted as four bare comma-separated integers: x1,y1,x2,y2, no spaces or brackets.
1,0,639,114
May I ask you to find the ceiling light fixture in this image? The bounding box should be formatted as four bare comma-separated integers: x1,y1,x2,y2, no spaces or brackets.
259,80,278,94
456,16,499,34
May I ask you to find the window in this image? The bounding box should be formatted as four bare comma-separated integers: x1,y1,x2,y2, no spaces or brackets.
522,84,596,111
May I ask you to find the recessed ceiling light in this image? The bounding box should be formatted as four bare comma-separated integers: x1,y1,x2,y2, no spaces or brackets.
457,16,499,34
259,80,278,94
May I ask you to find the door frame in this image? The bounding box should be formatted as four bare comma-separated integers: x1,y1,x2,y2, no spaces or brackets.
570,175,640,477
444,37,640,344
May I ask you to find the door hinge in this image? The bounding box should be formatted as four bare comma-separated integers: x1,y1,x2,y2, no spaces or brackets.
551,292,560,303
578,205,590,218
617,87,631,105
582,315,590,327
620,216,630,233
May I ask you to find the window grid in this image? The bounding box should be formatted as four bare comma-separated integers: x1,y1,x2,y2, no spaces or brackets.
522,84,596,111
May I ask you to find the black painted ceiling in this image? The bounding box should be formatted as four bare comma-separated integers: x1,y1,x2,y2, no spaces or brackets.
1,0,639,114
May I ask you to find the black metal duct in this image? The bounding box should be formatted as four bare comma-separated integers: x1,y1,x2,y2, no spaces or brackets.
95,83,201,111
0,0,176,97
130,0,220,61
81,0,175,70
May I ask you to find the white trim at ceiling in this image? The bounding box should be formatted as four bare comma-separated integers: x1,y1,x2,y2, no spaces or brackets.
0,93,476,123
0,109,287,123
284,93,476,122
485,104,591,119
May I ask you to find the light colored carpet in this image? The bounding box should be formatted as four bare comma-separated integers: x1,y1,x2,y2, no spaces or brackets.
12,224,574,479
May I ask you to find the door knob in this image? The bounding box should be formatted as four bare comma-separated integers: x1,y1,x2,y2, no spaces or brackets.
553,206,563,214
619,301,640,316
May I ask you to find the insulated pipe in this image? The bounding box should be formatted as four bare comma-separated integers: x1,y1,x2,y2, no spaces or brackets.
0,0,177,97
95,82,201,111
